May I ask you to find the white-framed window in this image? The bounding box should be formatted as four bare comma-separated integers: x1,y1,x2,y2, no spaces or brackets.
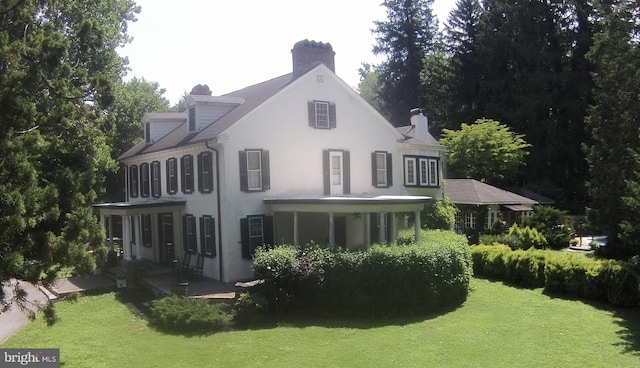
454,212,464,232
184,214,197,253
188,105,196,131
198,151,213,193
247,150,263,190
404,155,439,187
151,161,161,197
166,158,177,194
487,209,500,229
308,101,336,129
404,157,417,186
201,215,216,257
376,152,387,186
428,159,439,186
315,101,330,128
465,212,476,229
181,154,194,194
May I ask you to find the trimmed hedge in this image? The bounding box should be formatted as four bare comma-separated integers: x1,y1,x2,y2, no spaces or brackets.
150,295,233,333
471,244,640,306
252,230,473,317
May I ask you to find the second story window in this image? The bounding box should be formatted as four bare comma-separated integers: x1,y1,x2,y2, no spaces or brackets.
308,101,336,129
151,161,161,197
166,157,178,194
239,149,270,192
188,105,196,132
129,165,138,198
372,151,392,188
404,155,439,188
181,154,194,194
198,151,213,193
140,163,150,197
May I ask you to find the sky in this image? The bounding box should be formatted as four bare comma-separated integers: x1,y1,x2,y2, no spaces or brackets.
118,0,454,105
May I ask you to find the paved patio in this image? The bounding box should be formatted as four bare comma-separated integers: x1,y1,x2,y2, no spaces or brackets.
140,272,237,300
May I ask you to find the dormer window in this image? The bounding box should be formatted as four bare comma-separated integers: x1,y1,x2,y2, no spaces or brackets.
308,101,336,129
188,105,196,132
145,122,151,144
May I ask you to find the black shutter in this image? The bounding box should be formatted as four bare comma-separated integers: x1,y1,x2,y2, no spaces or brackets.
182,215,188,253
209,218,217,257
206,153,213,192
199,217,205,255
261,150,270,190
240,218,250,259
197,152,203,193
371,152,377,186
323,150,330,195
308,101,316,127
264,216,274,248
343,150,350,195
166,159,171,194
387,153,393,187
186,155,194,193
180,156,186,193
329,103,336,129
239,151,248,191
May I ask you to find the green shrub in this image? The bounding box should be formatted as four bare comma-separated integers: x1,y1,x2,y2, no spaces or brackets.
471,245,640,307
508,224,548,249
479,233,519,249
251,230,473,317
150,295,233,333
234,292,268,327
523,206,572,250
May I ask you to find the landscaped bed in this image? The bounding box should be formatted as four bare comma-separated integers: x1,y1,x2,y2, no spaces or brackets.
2,278,639,367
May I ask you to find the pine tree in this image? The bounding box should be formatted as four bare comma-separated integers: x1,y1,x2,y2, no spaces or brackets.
586,0,640,256
372,0,440,126
0,0,139,319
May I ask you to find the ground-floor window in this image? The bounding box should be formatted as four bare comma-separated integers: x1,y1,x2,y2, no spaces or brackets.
240,215,273,259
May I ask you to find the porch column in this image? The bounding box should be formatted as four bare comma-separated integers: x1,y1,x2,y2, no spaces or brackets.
364,213,371,248
133,215,141,260
389,212,397,243
378,213,385,244
414,210,421,243
108,215,114,249
122,215,132,261
293,211,299,245
328,212,335,247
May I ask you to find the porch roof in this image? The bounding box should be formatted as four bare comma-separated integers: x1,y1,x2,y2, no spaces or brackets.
264,195,431,213
93,198,186,215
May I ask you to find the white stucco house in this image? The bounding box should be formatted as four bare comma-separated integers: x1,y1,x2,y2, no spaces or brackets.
94,40,447,282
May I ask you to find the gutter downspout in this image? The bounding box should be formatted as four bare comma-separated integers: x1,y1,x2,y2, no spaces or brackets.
205,140,224,281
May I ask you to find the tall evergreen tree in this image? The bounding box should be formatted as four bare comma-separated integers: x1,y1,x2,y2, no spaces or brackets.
585,0,640,256
372,0,440,126
464,0,592,210
0,0,139,318
443,0,483,130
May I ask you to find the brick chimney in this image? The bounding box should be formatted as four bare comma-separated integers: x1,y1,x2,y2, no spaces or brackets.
291,39,335,79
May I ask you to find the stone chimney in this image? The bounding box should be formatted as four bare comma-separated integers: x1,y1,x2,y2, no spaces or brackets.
190,84,212,96
410,108,430,141
291,39,335,79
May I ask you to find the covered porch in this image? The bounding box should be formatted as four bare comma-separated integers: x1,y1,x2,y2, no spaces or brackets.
264,195,430,248
93,199,186,265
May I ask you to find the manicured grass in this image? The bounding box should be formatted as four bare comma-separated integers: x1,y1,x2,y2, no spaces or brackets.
3,278,640,367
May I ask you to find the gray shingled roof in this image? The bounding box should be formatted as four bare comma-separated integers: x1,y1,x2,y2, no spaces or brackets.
445,179,537,205
118,73,292,160
396,125,441,145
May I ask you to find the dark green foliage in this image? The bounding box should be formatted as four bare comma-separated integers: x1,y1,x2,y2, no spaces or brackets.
234,292,268,327
0,0,139,317
471,245,640,306
371,0,440,126
422,196,456,230
252,231,473,317
479,233,519,249
507,224,548,250
150,296,233,333
585,1,640,257
523,206,572,250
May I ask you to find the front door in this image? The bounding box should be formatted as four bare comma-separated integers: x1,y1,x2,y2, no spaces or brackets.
330,151,343,195
158,213,174,264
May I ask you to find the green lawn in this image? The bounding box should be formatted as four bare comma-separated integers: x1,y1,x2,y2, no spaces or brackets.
3,278,640,367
